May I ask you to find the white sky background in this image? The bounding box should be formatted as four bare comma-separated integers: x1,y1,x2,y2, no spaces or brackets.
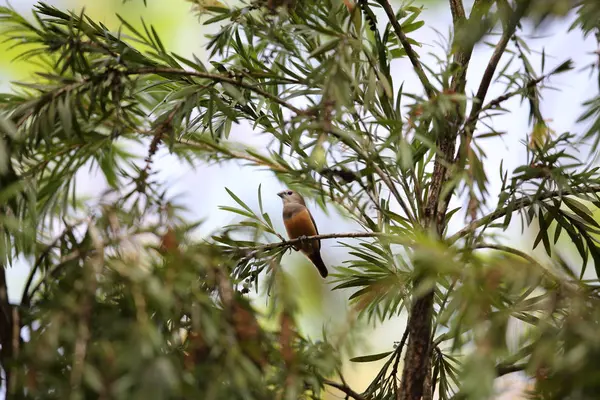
1,0,598,398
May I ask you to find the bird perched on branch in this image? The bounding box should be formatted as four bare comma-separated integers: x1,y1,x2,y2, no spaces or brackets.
278,189,328,278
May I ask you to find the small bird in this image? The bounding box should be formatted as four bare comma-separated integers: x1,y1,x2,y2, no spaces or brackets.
278,189,328,278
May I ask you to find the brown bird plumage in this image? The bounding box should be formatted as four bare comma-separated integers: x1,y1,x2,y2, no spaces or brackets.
278,189,328,278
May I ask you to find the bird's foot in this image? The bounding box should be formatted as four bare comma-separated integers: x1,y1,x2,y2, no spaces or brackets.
294,235,308,250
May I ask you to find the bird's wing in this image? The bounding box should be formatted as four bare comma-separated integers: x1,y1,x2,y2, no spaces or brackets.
307,209,321,250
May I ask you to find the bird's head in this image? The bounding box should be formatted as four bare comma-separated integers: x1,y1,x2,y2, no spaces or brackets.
277,189,305,205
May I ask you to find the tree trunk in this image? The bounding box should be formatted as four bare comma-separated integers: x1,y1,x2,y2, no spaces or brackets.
0,266,14,396
399,134,457,400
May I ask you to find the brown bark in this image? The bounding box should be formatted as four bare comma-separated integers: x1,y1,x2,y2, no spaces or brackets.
399,134,456,400
0,266,15,396
399,289,435,400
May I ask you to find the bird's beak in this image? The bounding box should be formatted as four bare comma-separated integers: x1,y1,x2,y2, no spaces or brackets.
277,191,284,198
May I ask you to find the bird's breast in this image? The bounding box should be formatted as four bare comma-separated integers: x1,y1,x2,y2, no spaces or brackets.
283,208,319,252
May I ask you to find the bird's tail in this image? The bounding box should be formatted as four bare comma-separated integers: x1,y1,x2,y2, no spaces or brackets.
309,252,328,278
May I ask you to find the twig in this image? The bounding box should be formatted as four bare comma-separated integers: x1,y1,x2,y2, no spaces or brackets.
496,362,527,376
461,67,562,137
430,347,442,400
447,185,600,244
474,243,564,285
323,379,367,400
126,67,304,115
377,0,436,98
475,243,539,265
138,106,180,190
325,122,417,224
70,224,104,398
464,0,532,135
431,278,457,336
449,0,483,93
21,219,86,307
236,231,403,259
176,137,289,173
372,162,417,225
392,323,410,397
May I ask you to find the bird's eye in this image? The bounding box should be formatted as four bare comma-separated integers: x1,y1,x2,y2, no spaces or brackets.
287,191,293,195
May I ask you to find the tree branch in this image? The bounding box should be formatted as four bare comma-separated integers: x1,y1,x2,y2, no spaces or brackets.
377,0,436,98
449,0,466,24
126,67,304,115
323,379,366,400
236,232,399,260
464,0,532,135
475,243,540,265
449,0,497,94
447,185,600,244
21,219,85,307
70,224,104,395
392,323,410,397
176,138,289,173
496,362,527,377
461,61,570,137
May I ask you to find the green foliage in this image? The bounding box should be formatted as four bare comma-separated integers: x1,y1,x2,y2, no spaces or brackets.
0,0,600,399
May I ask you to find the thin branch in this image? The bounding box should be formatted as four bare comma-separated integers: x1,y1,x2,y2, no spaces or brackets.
475,243,565,286
449,0,490,94
372,162,417,225
475,243,540,265
465,0,531,134
446,363,528,400
449,0,466,24
454,0,530,171
15,79,94,127
377,0,436,98
323,379,366,400
392,323,410,396
236,231,400,259
70,224,104,396
175,137,289,173
431,278,457,336
21,219,85,307
126,67,304,115
327,123,417,224
461,64,566,135
447,185,600,244
496,362,527,377
138,106,179,189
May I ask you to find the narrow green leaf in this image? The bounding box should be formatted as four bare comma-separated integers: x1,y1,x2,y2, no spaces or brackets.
309,38,340,58
350,351,393,363
225,187,254,214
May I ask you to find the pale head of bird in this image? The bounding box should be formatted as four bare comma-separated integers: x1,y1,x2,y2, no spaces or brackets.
277,189,306,206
